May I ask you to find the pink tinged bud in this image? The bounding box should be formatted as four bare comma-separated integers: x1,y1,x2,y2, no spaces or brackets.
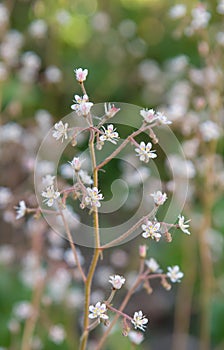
139,245,147,258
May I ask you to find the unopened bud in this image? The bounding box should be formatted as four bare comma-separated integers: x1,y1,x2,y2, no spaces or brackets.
139,245,147,259
161,277,171,291
164,231,172,243
103,319,110,327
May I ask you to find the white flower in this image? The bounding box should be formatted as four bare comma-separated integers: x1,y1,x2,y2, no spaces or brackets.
15,201,26,219
156,112,172,125
49,324,65,344
42,185,60,207
68,156,83,172
131,310,148,331
199,120,220,142
42,174,55,188
13,301,33,320
79,170,93,185
142,221,161,241
45,65,62,83
85,187,103,208
140,108,157,123
109,275,125,289
28,19,47,39
169,4,187,19
145,258,161,273
151,191,167,206
135,142,157,163
128,331,144,345
104,103,120,118
71,94,93,116
99,124,119,145
178,215,191,235
88,302,109,320
75,68,88,83
52,121,68,142
167,265,184,283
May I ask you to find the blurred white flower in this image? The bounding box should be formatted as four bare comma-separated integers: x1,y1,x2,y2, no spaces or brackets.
13,301,33,320
41,185,60,207
151,191,167,206
178,215,191,235
0,4,9,27
109,275,125,289
167,265,184,283
45,65,62,83
156,112,172,125
190,5,211,30
49,324,65,344
128,330,144,344
135,142,157,163
71,94,93,116
142,221,161,241
0,187,12,208
118,19,136,38
88,302,109,320
217,0,224,14
0,122,23,143
131,311,148,331
85,187,103,208
64,248,84,267
169,4,187,19
28,19,47,39
21,51,41,70
0,245,14,265
100,124,119,145
52,121,68,142
79,170,93,185
216,31,224,46
91,12,111,32
145,258,161,273
42,174,55,188
15,201,27,219
199,120,220,142
75,68,88,83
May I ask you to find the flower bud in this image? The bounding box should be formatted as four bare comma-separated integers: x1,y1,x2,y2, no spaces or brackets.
139,245,147,259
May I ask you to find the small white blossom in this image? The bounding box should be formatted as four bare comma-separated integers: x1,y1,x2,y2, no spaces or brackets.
128,331,144,345
42,185,60,207
52,121,68,142
131,311,148,331
13,301,33,320
71,94,93,116
75,68,88,83
109,275,125,289
142,221,161,241
68,156,83,172
79,170,93,185
45,65,62,83
167,265,184,283
178,215,191,235
88,302,109,320
49,324,65,344
151,191,167,206
85,187,103,208
135,142,157,163
15,201,27,219
156,112,172,125
99,124,119,145
169,4,187,19
140,108,157,123
145,258,161,273
28,19,47,39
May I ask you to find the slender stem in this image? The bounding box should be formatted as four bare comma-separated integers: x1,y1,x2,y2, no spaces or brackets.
59,205,86,283
79,127,101,350
106,304,132,321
